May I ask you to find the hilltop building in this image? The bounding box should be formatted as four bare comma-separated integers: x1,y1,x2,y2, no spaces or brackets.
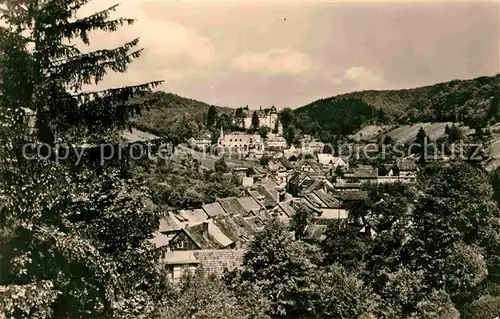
235,106,283,134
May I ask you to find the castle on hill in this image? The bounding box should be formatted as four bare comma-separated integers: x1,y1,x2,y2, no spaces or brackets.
235,106,283,135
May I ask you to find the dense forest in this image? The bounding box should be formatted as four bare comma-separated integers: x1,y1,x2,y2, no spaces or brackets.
292,74,500,140
130,91,233,140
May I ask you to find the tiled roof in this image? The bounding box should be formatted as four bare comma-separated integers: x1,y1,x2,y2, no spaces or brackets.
295,159,323,174
213,215,252,243
177,209,209,225
255,185,278,208
177,210,191,222
335,190,369,201
278,201,297,217
202,202,226,218
344,165,378,179
193,250,245,276
335,182,361,189
313,190,343,209
148,231,170,249
293,198,322,215
249,207,272,221
237,196,262,215
218,197,247,216
304,193,324,208
158,212,184,233
302,179,323,195
193,209,210,223
259,176,279,189
248,190,264,203
279,157,294,170
231,214,258,235
184,221,234,249
244,216,265,231
303,224,327,241
306,159,323,171
163,251,199,265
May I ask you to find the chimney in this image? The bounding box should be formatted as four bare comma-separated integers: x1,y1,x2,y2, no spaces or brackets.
278,189,286,202
257,195,265,206
202,221,209,236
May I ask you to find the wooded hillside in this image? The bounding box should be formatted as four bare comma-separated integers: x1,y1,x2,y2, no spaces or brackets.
293,74,500,137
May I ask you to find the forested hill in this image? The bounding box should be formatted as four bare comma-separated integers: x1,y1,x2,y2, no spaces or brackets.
293,74,500,137
131,91,233,138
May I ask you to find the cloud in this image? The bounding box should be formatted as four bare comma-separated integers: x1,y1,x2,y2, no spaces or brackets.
231,48,312,75
343,66,384,88
75,0,215,90
137,20,214,66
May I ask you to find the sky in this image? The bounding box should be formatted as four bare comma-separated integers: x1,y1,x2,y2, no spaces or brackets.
79,0,500,109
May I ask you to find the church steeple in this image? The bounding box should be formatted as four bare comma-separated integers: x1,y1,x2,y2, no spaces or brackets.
220,124,224,140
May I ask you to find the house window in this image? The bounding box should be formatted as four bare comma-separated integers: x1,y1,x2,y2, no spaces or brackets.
229,139,232,142
176,241,184,249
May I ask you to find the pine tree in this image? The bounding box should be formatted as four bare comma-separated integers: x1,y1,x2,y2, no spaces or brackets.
0,1,170,317
414,127,428,161
251,111,259,131
0,0,162,145
207,105,217,128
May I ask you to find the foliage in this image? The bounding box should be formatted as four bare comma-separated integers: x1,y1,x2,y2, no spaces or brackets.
294,97,380,137
463,294,500,319
408,290,460,319
321,221,370,270
259,126,270,139
0,0,164,144
0,142,170,317
0,0,172,317
0,281,60,319
251,111,260,131
153,160,500,318
235,219,315,316
413,127,428,161
259,154,270,167
143,158,241,209
293,74,500,139
289,203,313,240
283,125,298,146
162,268,270,319
207,105,218,128
297,264,380,318
131,92,232,141
215,156,230,174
